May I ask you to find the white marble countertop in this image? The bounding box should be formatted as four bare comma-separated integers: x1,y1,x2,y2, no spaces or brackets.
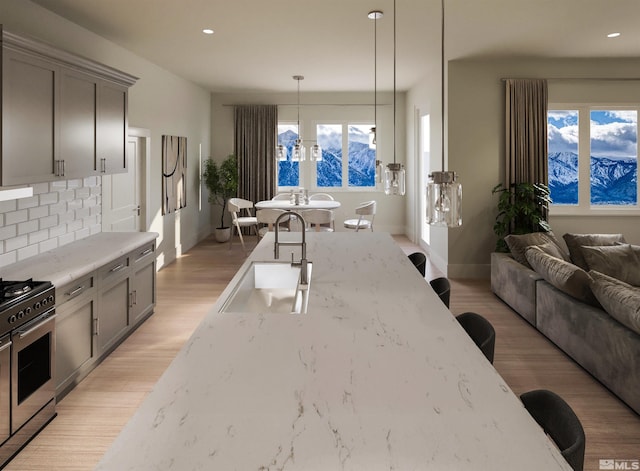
0,232,158,287
95,232,571,470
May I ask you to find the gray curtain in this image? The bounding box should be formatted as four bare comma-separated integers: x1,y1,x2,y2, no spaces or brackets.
505,79,548,186
233,105,277,203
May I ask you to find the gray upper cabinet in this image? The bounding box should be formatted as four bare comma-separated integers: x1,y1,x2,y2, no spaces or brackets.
0,28,138,186
2,49,57,185
59,68,98,177
97,81,128,174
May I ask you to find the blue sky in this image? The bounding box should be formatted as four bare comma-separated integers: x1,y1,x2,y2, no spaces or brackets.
548,109,637,159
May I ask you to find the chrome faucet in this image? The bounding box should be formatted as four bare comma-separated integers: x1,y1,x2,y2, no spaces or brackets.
274,211,309,285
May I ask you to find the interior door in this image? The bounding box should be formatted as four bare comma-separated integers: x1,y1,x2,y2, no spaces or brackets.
102,135,142,231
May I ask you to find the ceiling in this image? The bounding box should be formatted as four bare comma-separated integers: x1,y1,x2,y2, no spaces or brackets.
31,0,640,93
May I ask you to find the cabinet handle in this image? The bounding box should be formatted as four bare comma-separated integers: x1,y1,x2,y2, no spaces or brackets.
109,263,125,273
93,318,99,335
62,159,65,176
55,159,62,177
133,289,137,305
140,248,152,257
66,285,85,297
101,157,106,173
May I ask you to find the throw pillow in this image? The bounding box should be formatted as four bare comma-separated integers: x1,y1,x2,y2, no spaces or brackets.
504,231,569,268
525,245,599,305
590,270,640,336
563,233,626,271
581,244,640,287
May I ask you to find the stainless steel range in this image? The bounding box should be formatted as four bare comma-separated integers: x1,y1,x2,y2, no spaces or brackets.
0,279,56,468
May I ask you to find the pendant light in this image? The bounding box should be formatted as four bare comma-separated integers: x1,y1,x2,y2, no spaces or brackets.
384,0,405,196
287,75,322,162
426,0,462,226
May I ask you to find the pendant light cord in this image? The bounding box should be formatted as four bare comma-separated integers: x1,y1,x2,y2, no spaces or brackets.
393,0,397,166
441,0,446,171
374,14,377,135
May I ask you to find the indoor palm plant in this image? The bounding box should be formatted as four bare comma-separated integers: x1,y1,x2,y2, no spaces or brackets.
492,182,552,252
203,153,238,242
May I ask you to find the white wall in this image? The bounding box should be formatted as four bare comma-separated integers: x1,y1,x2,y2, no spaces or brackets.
446,57,640,278
0,0,212,270
210,91,406,234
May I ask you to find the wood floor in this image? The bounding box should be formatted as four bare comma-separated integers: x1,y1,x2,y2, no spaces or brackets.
5,234,639,470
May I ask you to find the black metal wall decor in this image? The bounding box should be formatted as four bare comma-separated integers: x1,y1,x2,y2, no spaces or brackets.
162,135,187,215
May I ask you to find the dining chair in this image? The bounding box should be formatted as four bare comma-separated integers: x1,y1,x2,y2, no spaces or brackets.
408,252,426,277
429,276,450,308
271,193,291,201
309,193,334,201
520,389,585,471
455,312,496,364
343,200,376,232
302,209,335,232
227,198,258,252
256,208,289,238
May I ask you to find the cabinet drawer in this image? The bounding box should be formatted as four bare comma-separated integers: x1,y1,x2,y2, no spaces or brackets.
131,242,155,267
98,255,130,285
56,273,95,305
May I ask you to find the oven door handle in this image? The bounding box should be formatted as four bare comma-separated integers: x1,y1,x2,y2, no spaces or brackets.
16,313,57,340
0,339,11,353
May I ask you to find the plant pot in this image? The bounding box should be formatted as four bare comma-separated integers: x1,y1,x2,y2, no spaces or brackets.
214,227,231,243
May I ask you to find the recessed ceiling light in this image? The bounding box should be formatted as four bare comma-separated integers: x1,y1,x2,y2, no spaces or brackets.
202,28,214,35
607,32,621,38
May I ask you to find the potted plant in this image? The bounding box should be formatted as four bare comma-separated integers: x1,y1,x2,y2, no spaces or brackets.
203,154,238,242
492,182,552,252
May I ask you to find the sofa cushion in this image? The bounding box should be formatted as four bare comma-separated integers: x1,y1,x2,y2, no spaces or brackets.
505,231,569,268
590,270,640,335
563,233,626,270
525,246,599,305
581,244,640,287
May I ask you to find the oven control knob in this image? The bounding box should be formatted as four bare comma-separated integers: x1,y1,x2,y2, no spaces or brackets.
48,295,55,304
8,315,16,324
34,301,41,310
25,307,32,315
17,310,24,319
42,297,48,306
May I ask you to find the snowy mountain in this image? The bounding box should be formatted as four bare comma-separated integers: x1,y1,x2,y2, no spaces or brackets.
278,128,375,188
548,151,637,205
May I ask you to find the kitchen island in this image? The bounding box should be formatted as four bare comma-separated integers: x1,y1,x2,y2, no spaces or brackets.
96,232,571,470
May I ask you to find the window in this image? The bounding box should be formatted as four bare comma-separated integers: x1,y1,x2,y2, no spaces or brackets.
277,123,300,187
548,107,638,210
277,122,376,190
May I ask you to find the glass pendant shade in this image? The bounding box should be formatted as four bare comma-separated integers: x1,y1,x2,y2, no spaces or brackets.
384,162,405,195
369,127,377,149
426,171,462,227
276,144,287,161
310,143,322,161
291,139,305,162
375,159,383,184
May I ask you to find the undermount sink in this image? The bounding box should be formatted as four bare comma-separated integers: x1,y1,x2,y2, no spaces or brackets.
219,261,312,314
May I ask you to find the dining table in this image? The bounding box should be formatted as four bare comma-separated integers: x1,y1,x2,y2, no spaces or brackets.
255,199,341,210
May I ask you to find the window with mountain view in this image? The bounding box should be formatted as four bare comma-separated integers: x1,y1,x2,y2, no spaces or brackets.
277,122,375,190
548,108,638,207
277,124,300,187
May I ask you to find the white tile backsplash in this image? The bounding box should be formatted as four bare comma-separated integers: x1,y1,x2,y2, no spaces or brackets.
0,179,102,268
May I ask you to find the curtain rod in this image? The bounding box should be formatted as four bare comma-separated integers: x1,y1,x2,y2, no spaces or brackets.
222,103,391,107
501,77,640,82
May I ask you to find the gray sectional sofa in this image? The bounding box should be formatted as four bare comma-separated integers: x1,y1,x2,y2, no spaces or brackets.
491,233,640,415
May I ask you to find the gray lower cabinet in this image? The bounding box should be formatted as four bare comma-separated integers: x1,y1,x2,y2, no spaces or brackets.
55,274,97,398
55,241,156,400
130,242,156,326
96,254,131,356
